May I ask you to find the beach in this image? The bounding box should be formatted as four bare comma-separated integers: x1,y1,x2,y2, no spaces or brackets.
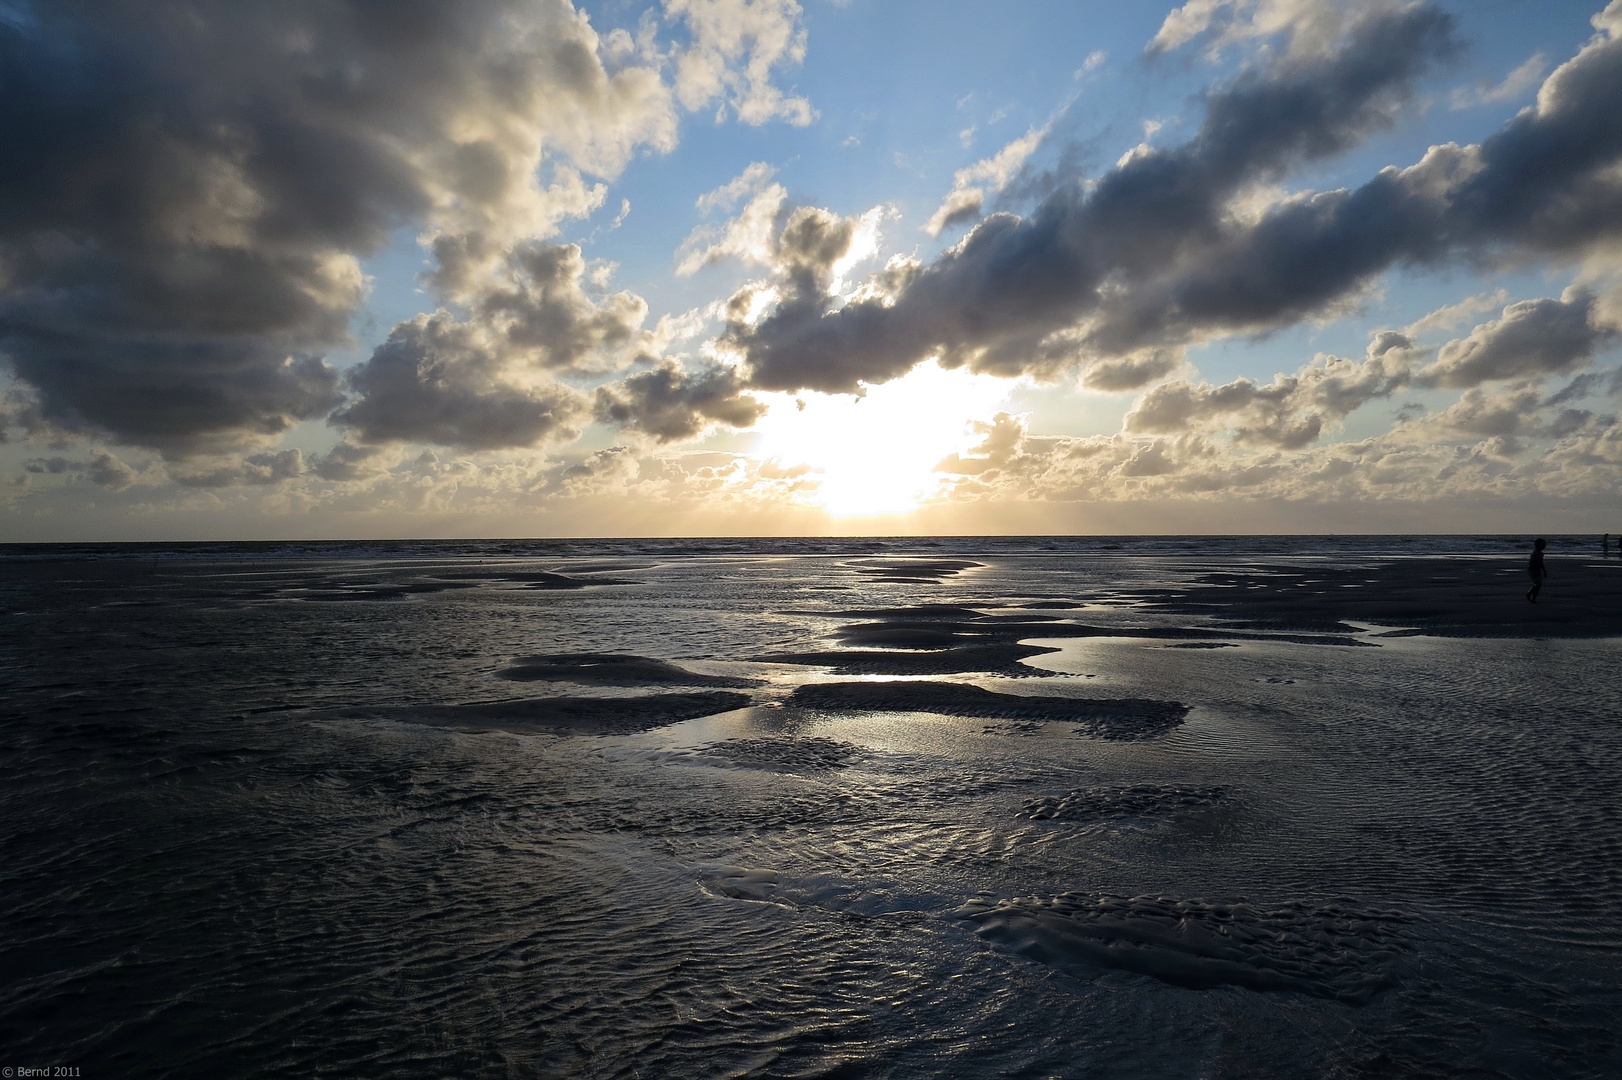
1,537,1618,1077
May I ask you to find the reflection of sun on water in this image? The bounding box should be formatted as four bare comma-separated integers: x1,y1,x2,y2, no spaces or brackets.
750,361,1012,517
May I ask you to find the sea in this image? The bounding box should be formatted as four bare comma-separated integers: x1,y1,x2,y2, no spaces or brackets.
1,536,1618,1078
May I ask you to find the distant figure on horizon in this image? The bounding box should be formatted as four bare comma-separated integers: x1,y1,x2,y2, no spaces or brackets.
1606,533,1612,558
1527,539,1548,603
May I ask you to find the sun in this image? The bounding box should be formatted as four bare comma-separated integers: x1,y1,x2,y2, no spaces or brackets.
749,361,1013,517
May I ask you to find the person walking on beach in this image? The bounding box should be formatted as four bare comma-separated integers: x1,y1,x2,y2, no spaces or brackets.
1526,538,1548,603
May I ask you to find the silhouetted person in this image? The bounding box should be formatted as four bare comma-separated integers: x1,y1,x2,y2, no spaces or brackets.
1526,538,1548,603
1606,533,1612,558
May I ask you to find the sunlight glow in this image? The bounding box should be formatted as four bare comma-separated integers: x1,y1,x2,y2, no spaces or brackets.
749,361,1015,517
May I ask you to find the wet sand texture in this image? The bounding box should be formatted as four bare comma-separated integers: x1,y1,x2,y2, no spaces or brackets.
698,866,784,903
846,558,982,583
763,603,1373,684
432,569,639,589
1017,785,1229,820
498,653,759,687
958,893,1406,1003
700,736,859,771
1030,623,1375,646
814,605,998,620
297,580,480,601
789,682,1187,739
331,691,751,735
761,642,1065,677
1131,557,1622,637
761,604,1073,675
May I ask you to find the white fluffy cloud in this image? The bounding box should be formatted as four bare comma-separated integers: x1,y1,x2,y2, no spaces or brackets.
924,126,1050,237
667,0,816,126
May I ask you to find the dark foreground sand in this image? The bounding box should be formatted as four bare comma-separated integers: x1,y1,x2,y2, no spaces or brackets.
327,691,753,735
1126,555,1622,637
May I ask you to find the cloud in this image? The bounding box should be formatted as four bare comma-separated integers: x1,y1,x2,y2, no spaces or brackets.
24,450,139,490
1450,51,1548,109
169,449,304,489
1148,0,1233,55
1402,288,1510,337
0,0,813,457
1134,2,1622,339
474,242,658,373
1125,333,1415,449
935,412,1032,475
1419,291,1617,387
309,441,398,483
667,0,815,126
924,126,1050,236
332,314,590,450
85,451,139,491
593,361,766,442
727,1,1460,395
1149,0,1423,63
1080,347,1188,391
333,239,666,449
677,176,789,274
695,161,778,214
1422,383,1548,441
919,378,1622,509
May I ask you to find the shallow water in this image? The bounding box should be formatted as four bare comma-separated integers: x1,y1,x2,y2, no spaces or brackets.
1,540,1619,1078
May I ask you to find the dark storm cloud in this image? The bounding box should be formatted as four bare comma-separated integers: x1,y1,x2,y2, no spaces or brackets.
593,362,767,443
0,0,680,455
728,1,1460,394
3,336,343,456
332,314,589,450
1122,2,1622,348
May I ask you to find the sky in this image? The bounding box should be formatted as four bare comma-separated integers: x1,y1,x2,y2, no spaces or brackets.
3,0,1622,539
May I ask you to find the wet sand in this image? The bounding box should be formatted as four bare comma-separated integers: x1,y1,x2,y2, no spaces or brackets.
5,540,1620,1079
1122,555,1622,637
329,691,753,735
498,652,759,687
957,893,1408,1004
789,682,1189,739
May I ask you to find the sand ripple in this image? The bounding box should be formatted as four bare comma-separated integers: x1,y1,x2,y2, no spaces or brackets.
957,893,1408,1003
1017,784,1229,820
701,736,860,771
